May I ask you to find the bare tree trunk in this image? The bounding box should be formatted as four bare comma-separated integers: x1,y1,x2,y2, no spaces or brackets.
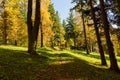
90,0,107,66
40,23,44,47
3,14,7,45
33,0,40,48
27,0,34,54
80,2,89,54
100,0,120,72
27,0,40,55
3,0,8,45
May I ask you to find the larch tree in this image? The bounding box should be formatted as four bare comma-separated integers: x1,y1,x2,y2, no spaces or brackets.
2,0,8,44
0,0,26,45
48,3,56,47
40,0,53,47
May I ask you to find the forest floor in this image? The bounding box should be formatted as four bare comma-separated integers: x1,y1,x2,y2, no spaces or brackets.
0,45,120,80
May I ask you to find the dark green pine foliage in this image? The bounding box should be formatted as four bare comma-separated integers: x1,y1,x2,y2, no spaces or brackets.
48,3,56,22
53,11,61,46
66,11,78,48
62,20,69,48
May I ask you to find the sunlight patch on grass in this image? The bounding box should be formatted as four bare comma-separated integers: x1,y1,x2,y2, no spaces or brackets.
50,60,73,65
0,45,27,51
47,50,74,65
63,50,110,68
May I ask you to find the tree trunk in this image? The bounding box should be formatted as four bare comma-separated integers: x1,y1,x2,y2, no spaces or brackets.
90,0,107,66
100,0,120,72
27,0,34,54
14,40,17,46
81,2,89,54
3,15,7,45
33,0,40,48
40,23,43,47
3,0,7,45
27,0,40,55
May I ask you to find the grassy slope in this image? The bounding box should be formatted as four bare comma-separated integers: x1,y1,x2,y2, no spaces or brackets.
0,45,120,80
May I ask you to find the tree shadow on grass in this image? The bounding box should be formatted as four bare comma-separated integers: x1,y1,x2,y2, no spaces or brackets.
0,46,120,80
38,58,120,80
0,47,49,80
38,51,120,80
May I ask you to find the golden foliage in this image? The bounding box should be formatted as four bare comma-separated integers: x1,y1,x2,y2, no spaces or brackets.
40,0,54,46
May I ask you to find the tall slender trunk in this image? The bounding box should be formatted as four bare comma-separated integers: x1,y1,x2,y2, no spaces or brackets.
40,23,43,47
3,0,7,45
80,2,89,54
27,0,33,54
33,0,40,48
100,0,119,72
3,14,7,45
27,0,40,55
90,0,107,66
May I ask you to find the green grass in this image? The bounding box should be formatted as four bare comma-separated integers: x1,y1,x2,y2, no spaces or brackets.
0,45,120,80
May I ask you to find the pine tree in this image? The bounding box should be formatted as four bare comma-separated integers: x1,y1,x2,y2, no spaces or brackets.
89,0,107,65
100,0,120,72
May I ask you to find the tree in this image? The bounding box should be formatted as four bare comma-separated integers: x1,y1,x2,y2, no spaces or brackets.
54,11,61,46
66,11,79,48
89,0,107,65
81,4,90,54
48,4,61,47
40,0,53,47
62,20,68,47
27,0,40,55
2,0,8,44
72,0,90,54
0,0,27,46
99,0,120,72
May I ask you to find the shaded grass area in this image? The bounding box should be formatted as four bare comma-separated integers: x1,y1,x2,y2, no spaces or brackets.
0,45,120,80
0,45,49,80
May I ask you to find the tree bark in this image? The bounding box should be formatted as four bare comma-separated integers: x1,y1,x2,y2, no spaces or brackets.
100,0,120,72
3,0,7,45
33,0,40,48
90,0,107,66
40,23,44,47
27,0,34,54
27,0,40,55
80,2,89,54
